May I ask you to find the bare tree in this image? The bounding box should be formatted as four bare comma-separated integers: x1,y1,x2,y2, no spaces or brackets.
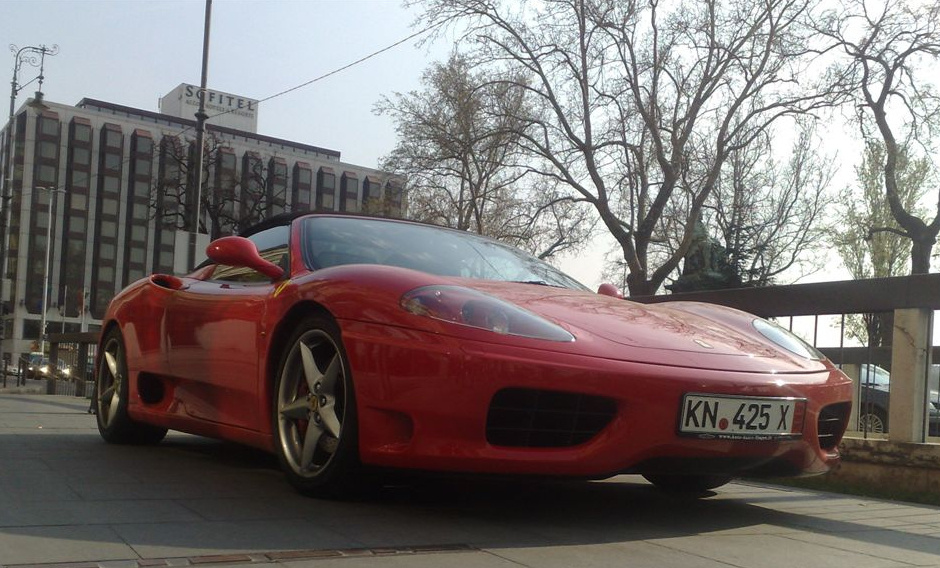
376,53,593,259
703,120,836,286
154,132,289,239
820,0,940,274
415,0,838,295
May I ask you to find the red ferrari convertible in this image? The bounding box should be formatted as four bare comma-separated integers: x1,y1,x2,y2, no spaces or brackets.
95,213,853,496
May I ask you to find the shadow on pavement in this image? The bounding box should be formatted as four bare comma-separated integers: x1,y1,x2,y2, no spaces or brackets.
0,395,938,565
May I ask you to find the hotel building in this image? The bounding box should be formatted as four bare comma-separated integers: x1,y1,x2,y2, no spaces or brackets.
0,84,402,364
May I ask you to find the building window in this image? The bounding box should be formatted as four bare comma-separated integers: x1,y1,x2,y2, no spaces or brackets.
40,117,59,136
39,141,57,159
134,180,149,198
71,170,89,186
132,202,149,219
101,198,119,216
340,172,359,213
316,167,335,211
268,157,287,217
61,117,92,316
292,163,313,212
135,157,152,177
131,225,147,241
105,129,122,149
73,147,90,165
74,124,91,143
37,164,57,184
68,216,86,234
104,153,121,170
69,193,87,211
100,221,117,238
23,320,41,341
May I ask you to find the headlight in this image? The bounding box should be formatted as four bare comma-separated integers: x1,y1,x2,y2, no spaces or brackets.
40,365,49,374
401,285,574,342
61,368,70,377
752,318,823,360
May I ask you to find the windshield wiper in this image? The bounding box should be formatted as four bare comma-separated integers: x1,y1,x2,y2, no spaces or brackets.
512,280,560,287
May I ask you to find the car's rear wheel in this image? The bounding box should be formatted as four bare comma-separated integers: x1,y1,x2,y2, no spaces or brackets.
642,474,733,493
95,328,167,445
858,407,888,434
273,315,360,497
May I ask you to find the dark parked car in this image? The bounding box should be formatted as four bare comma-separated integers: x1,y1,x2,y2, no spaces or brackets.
857,364,940,436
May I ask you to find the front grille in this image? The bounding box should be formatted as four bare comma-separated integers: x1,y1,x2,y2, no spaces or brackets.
486,388,617,448
817,402,851,450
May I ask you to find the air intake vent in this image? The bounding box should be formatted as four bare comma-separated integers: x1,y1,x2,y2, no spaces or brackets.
486,388,617,448
817,402,851,450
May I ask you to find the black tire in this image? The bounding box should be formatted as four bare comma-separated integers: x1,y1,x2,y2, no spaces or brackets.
95,327,167,445
858,407,888,434
642,474,733,494
273,315,361,498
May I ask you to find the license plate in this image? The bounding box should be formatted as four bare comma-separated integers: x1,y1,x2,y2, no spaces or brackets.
678,394,805,440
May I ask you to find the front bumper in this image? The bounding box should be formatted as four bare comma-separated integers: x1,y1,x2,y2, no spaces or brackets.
342,321,853,479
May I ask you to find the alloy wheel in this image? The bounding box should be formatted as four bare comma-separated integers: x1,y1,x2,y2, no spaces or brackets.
276,329,346,477
98,336,123,428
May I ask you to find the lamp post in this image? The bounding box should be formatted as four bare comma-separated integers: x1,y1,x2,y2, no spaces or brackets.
2,44,57,367
190,1,212,268
35,186,63,359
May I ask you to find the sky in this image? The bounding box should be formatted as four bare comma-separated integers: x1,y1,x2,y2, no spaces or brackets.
1,0,614,287
2,0,436,168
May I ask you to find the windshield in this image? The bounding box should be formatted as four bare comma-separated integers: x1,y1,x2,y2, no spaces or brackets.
303,217,588,290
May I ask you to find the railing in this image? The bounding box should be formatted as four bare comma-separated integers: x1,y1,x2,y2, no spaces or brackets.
42,331,98,399
15,273,940,445
634,272,940,444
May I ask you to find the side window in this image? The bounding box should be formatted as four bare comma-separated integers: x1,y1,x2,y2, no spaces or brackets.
211,225,290,282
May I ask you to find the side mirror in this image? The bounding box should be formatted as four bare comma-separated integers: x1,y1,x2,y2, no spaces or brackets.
206,236,285,280
597,283,623,298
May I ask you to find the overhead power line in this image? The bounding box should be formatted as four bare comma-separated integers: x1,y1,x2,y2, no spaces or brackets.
201,22,441,126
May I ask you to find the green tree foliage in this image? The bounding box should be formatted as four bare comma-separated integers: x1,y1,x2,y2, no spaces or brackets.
836,141,929,280
832,139,930,345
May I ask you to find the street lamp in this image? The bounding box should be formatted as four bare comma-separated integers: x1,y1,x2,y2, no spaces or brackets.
2,44,58,368
35,185,63,359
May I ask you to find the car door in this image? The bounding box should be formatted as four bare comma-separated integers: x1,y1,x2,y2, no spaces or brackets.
165,224,290,431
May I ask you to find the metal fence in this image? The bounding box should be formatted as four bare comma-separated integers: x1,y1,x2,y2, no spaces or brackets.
24,331,99,399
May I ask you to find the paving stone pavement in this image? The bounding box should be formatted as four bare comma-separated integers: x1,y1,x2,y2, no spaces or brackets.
1,394,939,568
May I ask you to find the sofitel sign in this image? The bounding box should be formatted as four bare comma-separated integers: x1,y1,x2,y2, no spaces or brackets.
183,85,256,115
160,83,259,134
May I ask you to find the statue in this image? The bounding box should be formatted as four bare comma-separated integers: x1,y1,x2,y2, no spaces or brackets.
666,221,741,293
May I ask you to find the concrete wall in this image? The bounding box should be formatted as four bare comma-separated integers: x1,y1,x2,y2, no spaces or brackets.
829,437,940,496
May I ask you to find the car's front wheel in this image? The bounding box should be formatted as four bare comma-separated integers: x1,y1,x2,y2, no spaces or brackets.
95,327,167,445
642,474,733,494
273,315,361,497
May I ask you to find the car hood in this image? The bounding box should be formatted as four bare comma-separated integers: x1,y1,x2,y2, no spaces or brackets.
462,280,823,372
